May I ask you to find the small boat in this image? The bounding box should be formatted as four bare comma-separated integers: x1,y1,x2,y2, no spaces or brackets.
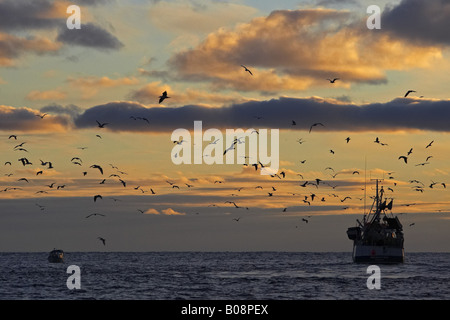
347,179,404,264
48,249,64,263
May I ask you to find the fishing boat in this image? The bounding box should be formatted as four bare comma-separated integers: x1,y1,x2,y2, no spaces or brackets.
347,179,404,263
48,249,64,263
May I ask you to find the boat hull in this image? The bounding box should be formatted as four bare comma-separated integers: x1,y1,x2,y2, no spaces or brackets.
352,244,404,264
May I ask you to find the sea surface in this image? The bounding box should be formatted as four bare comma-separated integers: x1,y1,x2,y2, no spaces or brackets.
0,252,448,300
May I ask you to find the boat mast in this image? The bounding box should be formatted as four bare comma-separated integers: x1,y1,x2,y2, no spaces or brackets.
364,156,367,217
372,178,383,223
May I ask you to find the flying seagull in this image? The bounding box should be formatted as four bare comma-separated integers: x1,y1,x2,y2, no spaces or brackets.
241,65,253,76
398,156,408,164
97,237,106,245
90,165,104,175
327,78,339,83
404,90,416,97
159,91,170,104
96,120,108,128
94,194,103,202
309,122,324,133
86,213,105,218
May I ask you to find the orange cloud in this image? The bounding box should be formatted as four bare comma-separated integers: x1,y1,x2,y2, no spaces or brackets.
130,81,246,107
144,208,186,216
0,105,70,132
0,32,61,66
26,89,67,101
144,208,161,215
162,208,186,216
168,9,443,93
68,76,140,98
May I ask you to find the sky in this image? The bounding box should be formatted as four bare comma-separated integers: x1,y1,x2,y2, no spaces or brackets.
0,0,449,252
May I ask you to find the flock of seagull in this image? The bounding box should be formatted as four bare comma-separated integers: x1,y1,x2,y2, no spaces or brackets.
0,64,444,250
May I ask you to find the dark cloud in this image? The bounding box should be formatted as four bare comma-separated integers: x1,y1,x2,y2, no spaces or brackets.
40,104,83,118
56,23,124,50
316,0,360,8
0,33,61,66
71,0,115,6
73,97,450,133
0,0,62,30
0,105,71,132
382,0,450,46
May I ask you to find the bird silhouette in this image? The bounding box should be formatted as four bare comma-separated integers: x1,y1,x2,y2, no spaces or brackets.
97,237,106,245
96,120,108,128
426,140,434,148
241,65,253,75
14,142,26,149
159,91,170,104
86,213,105,218
94,195,103,202
90,165,103,175
398,156,408,164
415,162,429,166
309,123,324,133
404,90,416,97
327,78,339,83
18,158,32,166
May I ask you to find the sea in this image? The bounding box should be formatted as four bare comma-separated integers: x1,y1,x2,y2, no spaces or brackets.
0,251,448,301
